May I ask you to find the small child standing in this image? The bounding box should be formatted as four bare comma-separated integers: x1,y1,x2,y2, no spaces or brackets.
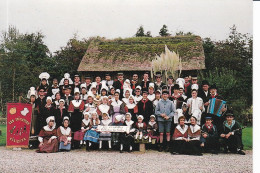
80,112,90,145
111,114,124,149
84,112,100,151
120,112,136,153
98,113,112,150
135,115,147,140
147,115,159,143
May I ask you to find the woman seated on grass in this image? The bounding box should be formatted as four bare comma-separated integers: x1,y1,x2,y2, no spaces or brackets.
219,110,245,155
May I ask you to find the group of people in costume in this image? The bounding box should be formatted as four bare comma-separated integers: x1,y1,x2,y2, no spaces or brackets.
27,71,245,155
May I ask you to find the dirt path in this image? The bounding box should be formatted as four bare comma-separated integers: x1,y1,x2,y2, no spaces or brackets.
0,147,252,173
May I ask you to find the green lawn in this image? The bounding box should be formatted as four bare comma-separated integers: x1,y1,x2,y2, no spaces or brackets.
0,125,253,149
0,125,6,146
242,127,253,150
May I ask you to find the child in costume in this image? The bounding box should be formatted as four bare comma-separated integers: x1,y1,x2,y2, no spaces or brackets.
119,112,135,153
135,115,147,140
57,117,72,151
147,115,159,143
84,111,100,151
98,113,112,150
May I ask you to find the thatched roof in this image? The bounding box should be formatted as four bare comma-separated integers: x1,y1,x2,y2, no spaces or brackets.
77,36,205,72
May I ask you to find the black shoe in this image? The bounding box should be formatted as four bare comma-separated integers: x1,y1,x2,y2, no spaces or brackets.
223,147,228,153
212,150,218,154
108,148,112,151
165,142,171,152
158,145,163,152
237,150,245,155
171,152,178,155
195,153,203,156
120,150,123,153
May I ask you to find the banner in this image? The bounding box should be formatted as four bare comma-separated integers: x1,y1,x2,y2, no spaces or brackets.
96,125,130,133
6,103,32,148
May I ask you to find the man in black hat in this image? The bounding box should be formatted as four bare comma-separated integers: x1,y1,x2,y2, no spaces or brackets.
131,73,140,90
105,73,113,88
208,83,227,125
61,86,73,108
182,74,191,96
199,80,211,125
186,76,199,98
47,78,60,99
35,87,47,134
84,76,92,91
167,75,175,96
137,91,153,124
72,74,81,94
59,78,71,97
113,72,125,98
209,84,224,100
154,72,166,91
219,110,245,155
140,72,150,92
95,75,102,95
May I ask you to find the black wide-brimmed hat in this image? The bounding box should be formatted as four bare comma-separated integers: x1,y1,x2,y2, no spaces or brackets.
209,83,217,90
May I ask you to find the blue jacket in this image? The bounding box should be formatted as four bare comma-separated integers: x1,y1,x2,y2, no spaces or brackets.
155,99,176,122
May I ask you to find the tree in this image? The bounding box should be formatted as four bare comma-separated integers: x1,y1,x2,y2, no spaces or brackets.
52,35,91,78
135,26,145,37
145,31,152,37
159,25,170,37
0,26,51,114
201,25,252,124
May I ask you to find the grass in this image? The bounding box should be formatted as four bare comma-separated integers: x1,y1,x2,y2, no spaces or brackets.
0,125,6,146
0,125,253,149
242,127,252,150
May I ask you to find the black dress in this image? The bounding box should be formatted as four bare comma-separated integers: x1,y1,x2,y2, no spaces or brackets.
54,107,69,128
119,121,135,148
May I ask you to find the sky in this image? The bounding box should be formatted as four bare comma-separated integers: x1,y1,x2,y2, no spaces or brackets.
0,0,253,53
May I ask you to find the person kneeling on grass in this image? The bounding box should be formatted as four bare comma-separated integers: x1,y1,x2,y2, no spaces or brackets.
219,110,245,155
200,115,219,154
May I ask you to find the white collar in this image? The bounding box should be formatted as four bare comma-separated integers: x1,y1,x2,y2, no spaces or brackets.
82,119,90,126
176,125,188,134
149,121,156,126
43,125,56,131
125,120,134,126
111,100,123,106
72,100,82,107
101,119,112,126
189,124,200,133
126,103,136,109
98,104,110,113
60,126,71,135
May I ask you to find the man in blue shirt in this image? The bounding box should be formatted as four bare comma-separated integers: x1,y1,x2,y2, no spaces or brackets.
155,90,176,152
